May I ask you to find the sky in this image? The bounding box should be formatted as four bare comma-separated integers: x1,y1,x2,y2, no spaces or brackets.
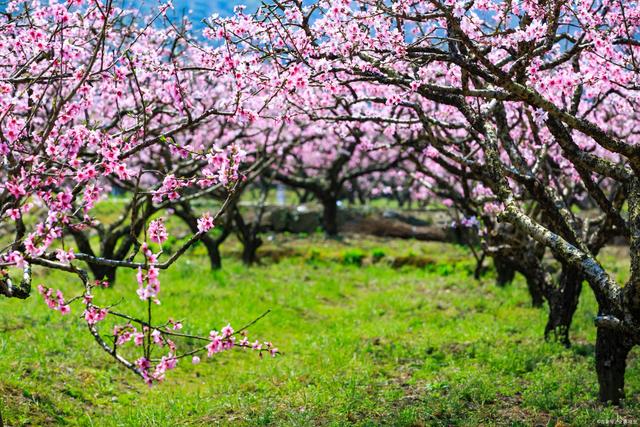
160,0,260,29
172,0,258,16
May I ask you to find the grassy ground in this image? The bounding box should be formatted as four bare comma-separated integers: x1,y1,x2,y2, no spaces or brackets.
1,235,639,426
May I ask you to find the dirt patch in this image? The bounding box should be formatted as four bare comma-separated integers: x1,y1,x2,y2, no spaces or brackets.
254,247,300,263
494,393,554,426
391,255,437,269
0,382,60,426
343,216,449,242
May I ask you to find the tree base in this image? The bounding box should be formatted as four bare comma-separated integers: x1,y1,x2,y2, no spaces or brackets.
596,326,633,404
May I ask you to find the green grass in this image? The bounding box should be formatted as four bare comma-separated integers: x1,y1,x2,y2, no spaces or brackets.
1,236,639,426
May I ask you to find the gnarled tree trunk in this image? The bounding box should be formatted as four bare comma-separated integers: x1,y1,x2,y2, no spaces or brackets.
544,265,582,347
491,250,545,307
517,255,546,308
595,326,633,404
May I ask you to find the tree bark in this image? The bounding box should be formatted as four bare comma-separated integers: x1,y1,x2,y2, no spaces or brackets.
521,270,545,308
493,250,545,307
71,230,117,284
544,265,582,347
494,255,516,287
321,196,339,236
234,209,263,266
595,326,633,404
200,234,223,270
241,237,262,266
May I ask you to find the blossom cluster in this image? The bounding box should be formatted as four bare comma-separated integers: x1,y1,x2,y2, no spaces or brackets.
0,0,277,384
37,285,70,315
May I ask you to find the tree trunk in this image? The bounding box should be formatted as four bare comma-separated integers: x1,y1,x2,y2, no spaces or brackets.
595,326,633,404
493,252,545,307
544,265,582,347
241,236,263,266
298,189,312,204
494,256,516,287
523,275,545,308
522,244,547,308
234,209,263,266
321,196,339,237
473,252,487,280
347,189,356,205
72,230,117,284
357,190,367,205
200,234,223,270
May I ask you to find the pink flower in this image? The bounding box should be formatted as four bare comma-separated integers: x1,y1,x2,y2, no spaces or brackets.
197,212,215,233
221,324,234,337
115,326,135,346
206,330,224,356
172,321,183,330
151,329,163,345
452,1,465,18
55,248,75,264
6,251,25,268
38,285,71,315
164,355,177,370
533,109,549,127
84,307,108,325
159,1,174,16
136,357,151,372
134,332,145,346
7,208,20,220
192,356,201,365
137,265,161,301
424,146,439,159
152,175,185,203
148,218,168,244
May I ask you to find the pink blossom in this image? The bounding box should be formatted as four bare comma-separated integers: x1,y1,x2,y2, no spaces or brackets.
148,218,168,244
134,332,145,347
38,285,70,315
55,249,75,264
83,307,108,325
197,212,215,233
151,329,163,345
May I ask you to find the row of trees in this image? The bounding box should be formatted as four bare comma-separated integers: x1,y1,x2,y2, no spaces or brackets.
209,0,640,404
2,0,640,406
